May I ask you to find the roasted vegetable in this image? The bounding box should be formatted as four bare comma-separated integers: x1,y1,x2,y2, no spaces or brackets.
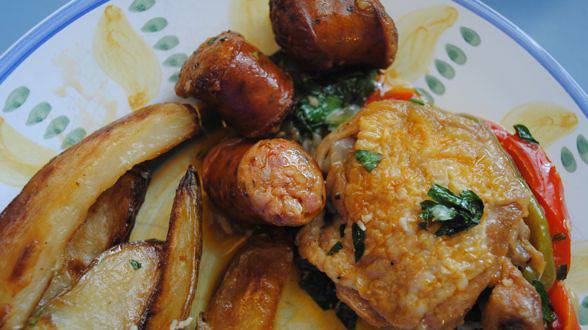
0,103,205,329
31,241,163,329
204,237,292,329
145,167,203,329
35,165,151,310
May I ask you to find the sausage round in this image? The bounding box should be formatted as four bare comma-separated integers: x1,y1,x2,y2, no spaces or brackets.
175,31,294,138
202,138,326,226
269,0,398,71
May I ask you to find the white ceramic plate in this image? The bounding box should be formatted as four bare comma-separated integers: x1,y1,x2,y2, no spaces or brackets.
1,0,587,326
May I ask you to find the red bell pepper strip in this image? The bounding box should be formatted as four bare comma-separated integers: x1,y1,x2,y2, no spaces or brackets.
366,85,416,103
548,281,580,330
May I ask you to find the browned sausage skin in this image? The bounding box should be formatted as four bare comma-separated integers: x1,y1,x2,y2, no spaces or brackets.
269,0,398,71
202,138,326,226
175,32,294,137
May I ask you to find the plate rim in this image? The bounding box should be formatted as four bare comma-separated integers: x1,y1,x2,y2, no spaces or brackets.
0,0,586,117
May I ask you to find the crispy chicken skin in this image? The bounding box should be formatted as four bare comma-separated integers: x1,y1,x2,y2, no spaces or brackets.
269,0,398,71
175,31,294,137
297,100,534,329
203,138,326,227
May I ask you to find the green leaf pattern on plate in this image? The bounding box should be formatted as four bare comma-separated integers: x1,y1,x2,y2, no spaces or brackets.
560,147,577,173
129,0,155,12
434,59,455,79
425,75,445,95
415,87,434,105
580,296,588,325
168,72,180,83
44,116,70,139
141,17,167,32
3,86,30,112
154,36,179,51
460,27,481,46
163,53,188,67
577,134,588,164
26,102,52,125
446,44,467,65
61,127,87,149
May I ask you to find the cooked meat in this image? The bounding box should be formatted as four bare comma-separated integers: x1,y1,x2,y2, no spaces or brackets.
482,259,544,330
269,0,398,71
202,138,326,226
175,31,294,138
297,100,533,328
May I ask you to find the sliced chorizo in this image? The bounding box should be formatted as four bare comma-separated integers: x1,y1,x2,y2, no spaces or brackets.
176,31,294,138
202,138,325,226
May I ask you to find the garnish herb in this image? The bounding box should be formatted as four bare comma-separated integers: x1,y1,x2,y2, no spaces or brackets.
532,280,558,324
355,150,383,172
408,98,425,105
206,37,217,46
556,264,568,281
419,184,484,236
514,124,539,144
130,259,142,270
339,224,346,237
352,223,366,262
252,51,260,59
327,242,344,256
552,232,567,241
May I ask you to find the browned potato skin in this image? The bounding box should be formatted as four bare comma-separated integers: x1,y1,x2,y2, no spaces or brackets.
36,165,151,309
204,237,293,330
202,138,326,227
144,166,203,329
176,31,294,138
269,0,398,71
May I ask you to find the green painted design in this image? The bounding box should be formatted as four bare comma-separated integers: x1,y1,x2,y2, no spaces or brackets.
446,44,467,65
425,75,445,95
44,116,70,139
154,36,179,51
434,59,455,79
560,147,577,173
415,87,434,105
61,127,87,149
577,134,588,164
141,17,167,32
460,27,481,46
3,86,30,112
580,296,588,325
26,102,52,125
163,53,188,67
169,72,180,83
129,0,155,12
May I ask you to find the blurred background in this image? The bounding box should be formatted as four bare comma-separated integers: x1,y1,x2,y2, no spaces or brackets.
0,0,586,91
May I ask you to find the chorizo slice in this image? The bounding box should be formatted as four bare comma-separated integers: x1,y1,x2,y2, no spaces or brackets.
202,138,325,226
176,31,294,138
269,0,398,71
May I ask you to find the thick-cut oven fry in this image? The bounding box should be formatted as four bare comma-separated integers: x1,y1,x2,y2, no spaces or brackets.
204,237,293,330
145,166,203,329
35,165,151,310
0,103,204,329
31,241,163,329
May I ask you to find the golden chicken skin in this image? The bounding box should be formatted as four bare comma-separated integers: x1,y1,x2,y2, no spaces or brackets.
297,100,543,329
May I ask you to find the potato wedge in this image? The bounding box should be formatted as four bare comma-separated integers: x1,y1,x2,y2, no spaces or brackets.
31,241,163,329
145,166,202,329
36,165,151,310
0,103,205,329
204,237,293,330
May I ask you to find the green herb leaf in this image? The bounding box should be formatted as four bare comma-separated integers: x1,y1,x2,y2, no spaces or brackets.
514,124,539,144
206,37,218,46
428,204,458,221
352,223,365,263
532,280,557,324
130,259,142,270
408,98,425,105
556,264,568,281
339,224,346,237
327,242,344,256
355,150,382,172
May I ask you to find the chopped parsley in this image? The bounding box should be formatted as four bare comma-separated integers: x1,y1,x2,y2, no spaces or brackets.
130,259,142,270
352,223,366,262
514,124,539,144
556,264,568,281
354,150,382,172
327,242,344,256
206,37,218,46
532,280,557,324
408,98,425,105
419,184,484,236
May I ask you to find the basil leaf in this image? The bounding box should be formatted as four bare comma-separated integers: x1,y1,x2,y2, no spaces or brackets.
355,150,383,172
352,223,366,263
429,204,458,221
130,259,142,270
408,98,425,105
327,242,344,256
427,184,462,207
459,190,484,221
514,124,539,144
339,224,346,237
532,280,557,324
